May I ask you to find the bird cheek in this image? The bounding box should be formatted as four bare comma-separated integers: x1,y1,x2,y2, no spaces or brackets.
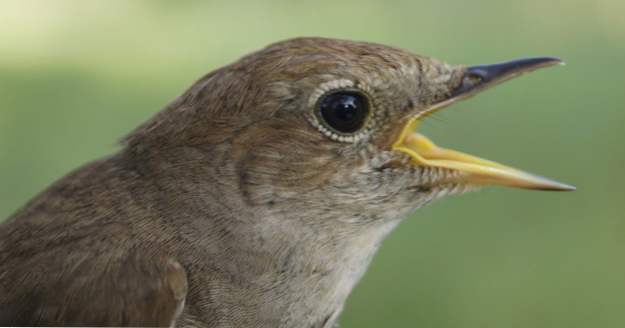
234,148,339,208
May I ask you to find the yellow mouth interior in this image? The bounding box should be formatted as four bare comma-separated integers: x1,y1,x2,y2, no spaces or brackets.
392,116,575,191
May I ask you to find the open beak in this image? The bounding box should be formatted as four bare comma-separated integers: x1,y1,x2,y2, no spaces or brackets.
392,57,575,191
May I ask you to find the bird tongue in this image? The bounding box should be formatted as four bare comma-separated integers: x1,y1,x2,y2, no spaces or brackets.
392,116,575,191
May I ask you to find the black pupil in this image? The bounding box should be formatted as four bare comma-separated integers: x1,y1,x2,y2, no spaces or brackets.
318,92,368,133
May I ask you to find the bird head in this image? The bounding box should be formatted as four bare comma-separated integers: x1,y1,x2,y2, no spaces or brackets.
125,37,573,225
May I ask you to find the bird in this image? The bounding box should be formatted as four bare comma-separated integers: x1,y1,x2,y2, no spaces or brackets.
0,37,574,327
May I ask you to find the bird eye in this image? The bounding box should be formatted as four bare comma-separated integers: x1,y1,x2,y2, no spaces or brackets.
316,91,370,134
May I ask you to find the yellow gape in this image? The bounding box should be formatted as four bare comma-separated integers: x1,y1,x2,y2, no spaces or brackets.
392,115,575,190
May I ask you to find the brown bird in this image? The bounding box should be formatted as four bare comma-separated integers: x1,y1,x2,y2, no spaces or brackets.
0,37,574,327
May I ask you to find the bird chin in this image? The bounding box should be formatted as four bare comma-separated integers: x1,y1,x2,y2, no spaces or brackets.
367,154,479,215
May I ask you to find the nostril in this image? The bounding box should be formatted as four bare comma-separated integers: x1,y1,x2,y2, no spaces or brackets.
451,72,484,96
465,73,483,84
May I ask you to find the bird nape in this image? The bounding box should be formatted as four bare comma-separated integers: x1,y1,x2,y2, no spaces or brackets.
0,37,574,327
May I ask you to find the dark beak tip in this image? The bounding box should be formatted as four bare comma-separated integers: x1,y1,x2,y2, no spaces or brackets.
453,56,565,97
467,56,565,80
529,56,565,65
525,56,566,69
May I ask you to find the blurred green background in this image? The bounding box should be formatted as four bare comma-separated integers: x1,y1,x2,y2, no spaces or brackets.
1,0,624,327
